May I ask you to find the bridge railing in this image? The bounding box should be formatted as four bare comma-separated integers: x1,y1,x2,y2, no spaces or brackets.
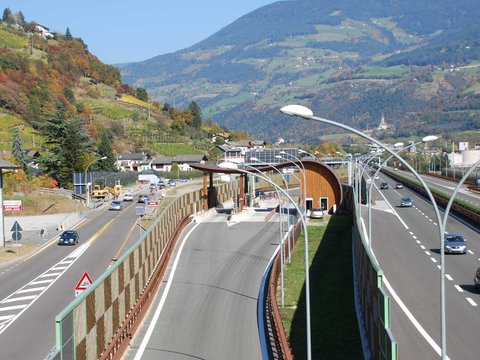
51,181,239,360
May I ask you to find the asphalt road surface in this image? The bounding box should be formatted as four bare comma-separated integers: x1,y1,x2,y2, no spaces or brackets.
363,171,480,360
124,211,280,360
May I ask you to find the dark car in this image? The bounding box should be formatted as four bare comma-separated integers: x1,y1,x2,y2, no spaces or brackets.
475,267,480,291
400,197,412,207
137,195,148,203
59,230,79,246
444,233,467,254
380,182,389,190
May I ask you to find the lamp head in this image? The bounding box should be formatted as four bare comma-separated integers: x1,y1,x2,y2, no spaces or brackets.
422,135,438,143
393,142,404,148
280,105,313,119
279,150,286,154
275,155,283,159
218,162,238,170
250,157,259,162
100,156,107,160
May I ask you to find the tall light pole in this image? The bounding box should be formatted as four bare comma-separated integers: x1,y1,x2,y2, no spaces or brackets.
280,104,446,360
278,151,307,215
226,161,312,360
84,156,107,208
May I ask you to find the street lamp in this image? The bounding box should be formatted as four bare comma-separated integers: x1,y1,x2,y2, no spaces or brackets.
278,151,307,215
226,161,312,360
280,104,446,360
84,156,107,208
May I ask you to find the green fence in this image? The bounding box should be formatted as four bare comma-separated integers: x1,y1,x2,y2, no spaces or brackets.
52,181,239,360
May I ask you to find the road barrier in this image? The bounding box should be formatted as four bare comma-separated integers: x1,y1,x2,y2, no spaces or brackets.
51,181,239,360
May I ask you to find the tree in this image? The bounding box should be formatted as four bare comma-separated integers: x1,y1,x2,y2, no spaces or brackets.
136,87,148,102
15,11,26,28
39,104,93,187
97,130,117,172
2,8,15,25
65,27,72,39
12,130,27,171
189,101,202,128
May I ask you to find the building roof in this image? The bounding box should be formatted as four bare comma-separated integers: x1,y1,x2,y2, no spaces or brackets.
0,158,20,169
118,153,147,161
152,154,208,165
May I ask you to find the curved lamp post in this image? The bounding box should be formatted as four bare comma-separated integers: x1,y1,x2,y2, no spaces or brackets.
280,104,447,360
85,156,107,208
278,151,307,214
226,161,312,360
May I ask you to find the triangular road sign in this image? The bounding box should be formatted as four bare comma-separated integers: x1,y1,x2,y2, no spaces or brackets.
75,272,93,292
11,220,23,232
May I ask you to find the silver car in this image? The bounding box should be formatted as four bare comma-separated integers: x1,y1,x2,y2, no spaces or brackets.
109,201,123,211
400,197,412,207
310,208,324,219
444,233,466,254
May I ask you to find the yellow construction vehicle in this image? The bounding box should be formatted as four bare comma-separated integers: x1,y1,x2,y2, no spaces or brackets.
91,185,114,199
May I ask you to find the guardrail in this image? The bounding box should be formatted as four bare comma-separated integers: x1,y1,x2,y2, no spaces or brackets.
51,181,240,360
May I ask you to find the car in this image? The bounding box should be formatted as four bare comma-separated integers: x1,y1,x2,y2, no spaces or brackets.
310,208,325,219
374,175,379,180
393,167,398,171
179,178,187,183
444,233,467,254
473,267,480,290
475,267,480,291
400,197,412,207
158,181,166,189
168,180,176,187
380,182,389,189
137,195,148,203
395,183,403,189
123,193,133,201
59,230,79,246
109,201,123,211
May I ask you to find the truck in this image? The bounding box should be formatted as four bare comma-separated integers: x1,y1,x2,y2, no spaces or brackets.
91,184,122,199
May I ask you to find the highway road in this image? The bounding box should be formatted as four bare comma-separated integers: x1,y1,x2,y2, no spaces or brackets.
124,211,280,360
388,167,480,209
0,192,151,359
363,171,480,360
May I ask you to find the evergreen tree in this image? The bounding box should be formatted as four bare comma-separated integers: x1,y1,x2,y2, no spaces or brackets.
12,130,27,171
136,87,148,102
65,27,72,39
15,11,26,28
2,8,15,25
97,130,117,172
39,104,93,187
189,101,202,128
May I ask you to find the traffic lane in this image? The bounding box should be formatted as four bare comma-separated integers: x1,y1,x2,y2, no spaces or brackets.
136,217,279,360
368,209,440,360
0,204,140,359
368,192,480,359
390,170,480,206
0,207,116,301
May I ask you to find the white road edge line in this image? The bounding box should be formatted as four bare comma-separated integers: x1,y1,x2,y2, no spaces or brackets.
375,186,409,230
133,223,200,360
382,276,451,360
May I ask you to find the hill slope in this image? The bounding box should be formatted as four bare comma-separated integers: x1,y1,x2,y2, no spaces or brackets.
119,0,480,143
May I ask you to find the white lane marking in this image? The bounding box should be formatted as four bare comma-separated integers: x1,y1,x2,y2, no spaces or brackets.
466,298,477,306
29,279,54,285
16,287,46,294
467,250,474,255
445,274,453,281
39,272,61,278
0,315,15,321
412,235,417,239
375,188,409,229
0,238,92,335
133,223,200,360
382,277,451,359
454,285,464,292
59,260,74,264
2,295,36,303
0,305,27,312
425,251,431,256
420,245,426,250
434,223,437,226
431,258,437,263
429,219,433,222
409,232,414,235
416,240,421,244
437,265,441,270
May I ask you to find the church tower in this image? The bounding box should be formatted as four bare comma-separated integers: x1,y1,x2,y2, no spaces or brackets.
378,112,388,130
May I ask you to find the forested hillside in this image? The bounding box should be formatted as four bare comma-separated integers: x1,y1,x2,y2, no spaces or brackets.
0,9,238,189
120,0,480,143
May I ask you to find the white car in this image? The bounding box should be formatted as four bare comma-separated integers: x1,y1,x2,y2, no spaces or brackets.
310,208,324,219
123,193,133,201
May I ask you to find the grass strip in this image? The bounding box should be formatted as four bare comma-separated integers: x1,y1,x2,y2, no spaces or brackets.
279,215,362,359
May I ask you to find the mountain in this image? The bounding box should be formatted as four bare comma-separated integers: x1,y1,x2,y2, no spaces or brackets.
119,0,480,143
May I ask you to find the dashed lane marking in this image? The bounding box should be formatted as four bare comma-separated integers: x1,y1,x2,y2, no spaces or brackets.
454,285,464,292
431,258,437,263
445,274,453,281
425,251,431,256
466,298,477,306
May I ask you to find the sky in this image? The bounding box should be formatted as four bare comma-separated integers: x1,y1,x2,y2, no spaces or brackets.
4,0,277,64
